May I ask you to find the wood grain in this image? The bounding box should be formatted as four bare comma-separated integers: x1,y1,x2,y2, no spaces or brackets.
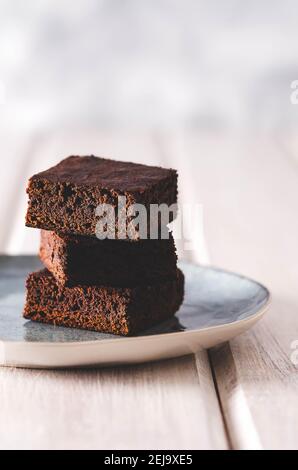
169,131,298,449
0,354,227,450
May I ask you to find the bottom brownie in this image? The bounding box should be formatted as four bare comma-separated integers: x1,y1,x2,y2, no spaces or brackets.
23,268,184,336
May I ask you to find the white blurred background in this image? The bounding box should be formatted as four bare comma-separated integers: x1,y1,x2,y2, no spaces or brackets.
1,0,298,133
0,0,298,260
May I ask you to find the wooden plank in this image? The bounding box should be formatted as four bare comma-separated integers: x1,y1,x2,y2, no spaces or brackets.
171,131,298,449
0,354,227,450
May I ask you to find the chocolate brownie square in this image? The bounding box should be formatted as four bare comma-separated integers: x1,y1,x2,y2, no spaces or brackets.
26,156,178,239
39,229,177,287
24,268,185,336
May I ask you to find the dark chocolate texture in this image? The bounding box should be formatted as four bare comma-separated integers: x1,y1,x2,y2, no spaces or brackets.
39,229,178,287
26,156,178,238
24,268,185,336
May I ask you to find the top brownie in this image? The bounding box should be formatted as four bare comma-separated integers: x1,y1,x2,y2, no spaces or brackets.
26,156,178,238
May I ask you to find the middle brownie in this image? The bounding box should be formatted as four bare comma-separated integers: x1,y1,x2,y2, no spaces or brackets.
40,230,178,287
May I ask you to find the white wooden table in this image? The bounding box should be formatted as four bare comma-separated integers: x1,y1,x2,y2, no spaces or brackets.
1,130,298,450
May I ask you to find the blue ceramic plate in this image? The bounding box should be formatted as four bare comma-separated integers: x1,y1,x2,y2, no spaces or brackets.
0,256,270,368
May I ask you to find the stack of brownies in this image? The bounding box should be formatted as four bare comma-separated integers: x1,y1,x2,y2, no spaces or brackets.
24,156,184,336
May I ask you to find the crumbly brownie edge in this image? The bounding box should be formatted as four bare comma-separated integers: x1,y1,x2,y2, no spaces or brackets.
39,229,178,287
39,230,68,285
26,178,132,236
127,269,184,334
23,268,184,336
24,269,132,336
29,155,177,192
26,168,177,237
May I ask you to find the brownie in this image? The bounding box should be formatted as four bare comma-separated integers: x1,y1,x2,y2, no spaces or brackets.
26,156,178,239
39,229,177,287
23,268,185,336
